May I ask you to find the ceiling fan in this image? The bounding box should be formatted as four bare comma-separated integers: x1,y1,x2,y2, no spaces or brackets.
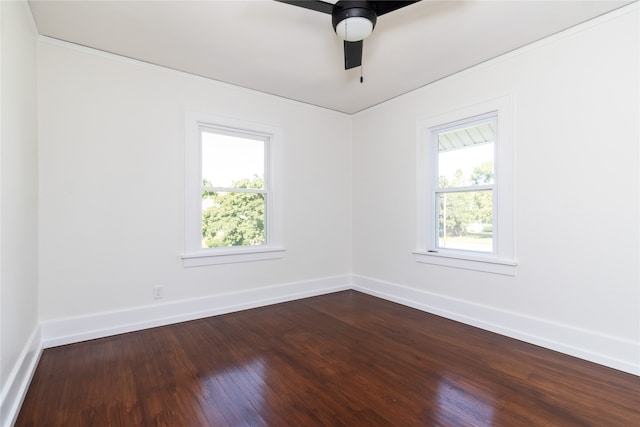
276,1,421,70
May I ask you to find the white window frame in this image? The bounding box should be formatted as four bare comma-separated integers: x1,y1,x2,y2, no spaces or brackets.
183,111,284,267
415,95,516,275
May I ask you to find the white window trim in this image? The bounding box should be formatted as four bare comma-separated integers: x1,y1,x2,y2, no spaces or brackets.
415,95,516,275
183,111,285,267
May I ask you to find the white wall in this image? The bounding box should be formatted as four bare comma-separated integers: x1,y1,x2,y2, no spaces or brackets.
0,1,40,425
351,6,639,373
37,39,352,326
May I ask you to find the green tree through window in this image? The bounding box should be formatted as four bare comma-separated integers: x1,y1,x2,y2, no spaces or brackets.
202,177,265,247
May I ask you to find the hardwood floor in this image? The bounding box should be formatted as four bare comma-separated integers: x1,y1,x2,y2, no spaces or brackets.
16,291,640,426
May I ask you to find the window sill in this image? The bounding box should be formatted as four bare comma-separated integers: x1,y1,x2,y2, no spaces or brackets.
182,246,285,267
413,250,517,276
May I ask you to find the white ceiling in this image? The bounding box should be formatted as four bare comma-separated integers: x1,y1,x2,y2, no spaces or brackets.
29,0,632,114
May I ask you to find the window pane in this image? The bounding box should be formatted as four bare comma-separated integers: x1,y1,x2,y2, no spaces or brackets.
438,121,495,189
202,130,264,189
201,191,265,248
438,190,493,252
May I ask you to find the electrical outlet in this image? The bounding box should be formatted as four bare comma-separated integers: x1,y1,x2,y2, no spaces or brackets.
153,284,164,300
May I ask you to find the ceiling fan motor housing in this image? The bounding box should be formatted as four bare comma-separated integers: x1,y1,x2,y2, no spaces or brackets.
332,1,377,41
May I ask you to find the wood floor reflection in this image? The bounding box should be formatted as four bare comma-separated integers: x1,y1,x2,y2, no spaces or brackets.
16,291,640,426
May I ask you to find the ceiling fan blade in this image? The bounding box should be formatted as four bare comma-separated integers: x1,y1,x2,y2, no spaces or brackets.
344,40,363,69
274,0,334,14
372,1,421,16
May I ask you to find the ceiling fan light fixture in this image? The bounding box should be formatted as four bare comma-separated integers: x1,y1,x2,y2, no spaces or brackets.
332,3,377,42
335,16,374,42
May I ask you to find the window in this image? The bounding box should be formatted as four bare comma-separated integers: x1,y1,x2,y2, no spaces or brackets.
435,114,496,253
416,96,515,275
183,111,284,267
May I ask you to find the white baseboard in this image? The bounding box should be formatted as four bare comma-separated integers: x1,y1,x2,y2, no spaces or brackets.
352,274,640,376
0,326,42,427
41,275,351,349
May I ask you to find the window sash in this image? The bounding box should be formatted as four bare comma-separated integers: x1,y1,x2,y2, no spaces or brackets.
435,189,495,254
199,130,269,249
430,114,497,255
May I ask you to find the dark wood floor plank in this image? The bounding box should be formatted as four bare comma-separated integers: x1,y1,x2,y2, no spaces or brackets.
15,291,640,426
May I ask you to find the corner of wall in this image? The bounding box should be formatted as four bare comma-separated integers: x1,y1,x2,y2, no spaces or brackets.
0,326,42,427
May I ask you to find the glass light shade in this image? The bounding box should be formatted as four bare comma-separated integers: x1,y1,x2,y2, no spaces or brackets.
335,17,373,42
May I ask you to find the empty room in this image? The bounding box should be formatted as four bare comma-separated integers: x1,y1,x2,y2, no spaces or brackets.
2,0,639,426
